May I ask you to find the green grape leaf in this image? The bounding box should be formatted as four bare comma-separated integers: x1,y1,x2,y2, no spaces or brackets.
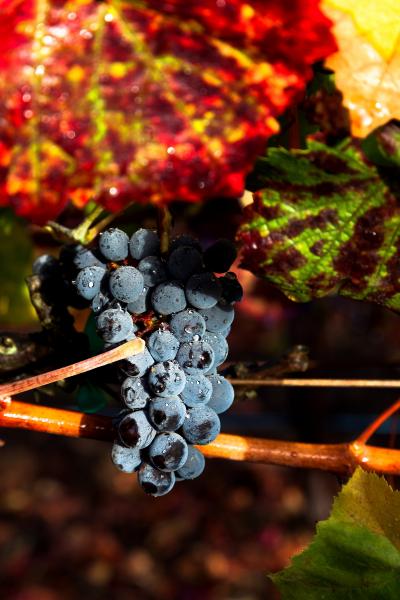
271,468,400,599
0,208,36,326
238,141,400,312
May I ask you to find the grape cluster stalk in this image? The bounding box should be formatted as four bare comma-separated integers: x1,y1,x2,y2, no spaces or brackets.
36,227,242,496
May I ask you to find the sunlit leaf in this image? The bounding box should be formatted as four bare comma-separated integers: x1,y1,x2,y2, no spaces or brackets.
0,0,335,223
322,0,400,137
238,141,400,312
272,468,400,599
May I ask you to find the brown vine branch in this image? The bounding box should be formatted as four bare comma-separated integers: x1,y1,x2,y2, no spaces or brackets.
229,377,400,389
0,399,400,476
0,338,144,398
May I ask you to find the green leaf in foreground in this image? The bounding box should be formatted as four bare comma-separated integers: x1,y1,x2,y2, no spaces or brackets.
238,141,400,312
271,468,400,599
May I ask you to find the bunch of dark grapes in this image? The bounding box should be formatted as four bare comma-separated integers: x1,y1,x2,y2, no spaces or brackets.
72,227,242,496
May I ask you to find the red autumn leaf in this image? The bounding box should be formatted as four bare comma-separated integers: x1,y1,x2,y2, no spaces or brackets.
0,0,336,223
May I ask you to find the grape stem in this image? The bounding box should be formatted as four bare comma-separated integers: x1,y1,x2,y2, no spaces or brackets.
0,338,144,398
157,205,172,255
0,398,399,476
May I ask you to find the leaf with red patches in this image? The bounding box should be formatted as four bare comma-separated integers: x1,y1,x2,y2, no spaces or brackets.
238,142,400,312
0,0,335,223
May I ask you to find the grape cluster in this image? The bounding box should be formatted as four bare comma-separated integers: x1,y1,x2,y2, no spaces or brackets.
74,227,242,496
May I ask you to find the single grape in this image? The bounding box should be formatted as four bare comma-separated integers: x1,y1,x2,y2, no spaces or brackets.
148,396,187,431
203,239,237,273
203,331,229,369
181,374,213,407
207,374,234,414
176,340,214,375
148,432,188,471
75,266,106,300
181,405,220,445
138,256,167,287
219,272,243,305
98,228,129,261
185,272,221,309
127,286,150,315
129,229,160,260
170,235,202,252
176,446,205,480
73,246,105,269
123,347,155,377
170,309,206,342
121,377,149,409
138,463,175,496
220,325,231,338
199,304,235,333
91,291,110,314
167,246,203,281
148,361,186,397
109,266,144,303
32,254,59,278
118,411,156,449
96,308,134,343
111,442,142,473
147,329,180,362
151,281,186,315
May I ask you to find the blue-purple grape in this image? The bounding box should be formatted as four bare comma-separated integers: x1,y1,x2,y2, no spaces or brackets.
147,329,180,362
148,361,186,396
118,411,156,449
75,266,106,300
219,272,243,305
124,347,155,377
185,272,221,309
138,463,175,496
199,304,235,333
138,256,167,287
151,281,186,315
203,331,229,369
181,374,213,407
111,442,142,473
96,308,134,343
204,239,237,273
121,377,149,409
148,396,186,432
109,266,144,304
207,374,234,414
181,405,220,445
170,309,206,342
127,286,150,315
176,446,205,480
129,229,160,260
167,246,203,281
176,340,214,375
98,228,129,261
148,432,188,471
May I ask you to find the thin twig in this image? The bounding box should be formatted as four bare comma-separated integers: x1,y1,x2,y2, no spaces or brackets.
0,339,144,398
229,377,400,389
0,400,400,476
357,397,400,444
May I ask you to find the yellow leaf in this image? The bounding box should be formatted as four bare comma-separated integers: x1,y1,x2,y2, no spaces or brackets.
322,0,400,137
